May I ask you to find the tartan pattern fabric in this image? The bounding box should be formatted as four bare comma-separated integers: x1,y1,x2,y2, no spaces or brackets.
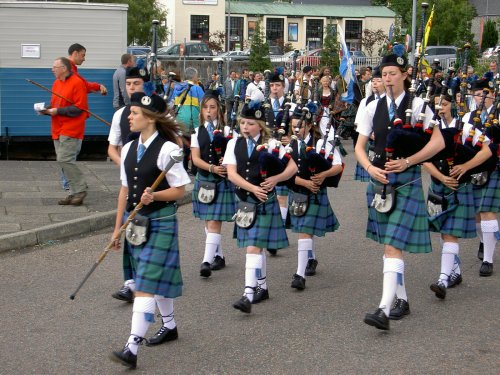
234,195,289,249
129,205,183,298
290,188,340,236
365,166,432,253
122,241,135,281
354,162,370,182
275,185,290,196
472,170,500,213
192,173,236,221
428,182,477,239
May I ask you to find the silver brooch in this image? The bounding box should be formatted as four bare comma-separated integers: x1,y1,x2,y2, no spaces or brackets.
279,74,284,81
139,69,146,76
488,81,494,88
447,88,453,96
255,109,262,119
141,96,152,106
396,57,404,65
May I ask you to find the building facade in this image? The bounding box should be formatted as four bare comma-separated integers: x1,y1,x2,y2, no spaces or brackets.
162,0,395,55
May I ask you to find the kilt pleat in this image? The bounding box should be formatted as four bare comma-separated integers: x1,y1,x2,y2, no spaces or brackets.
122,242,135,281
428,182,477,238
128,205,183,298
366,166,432,253
354,162,370,182
275,185,289,196
290,188,340,236
192,174,236,221
234,195,289,250
472,170,500,213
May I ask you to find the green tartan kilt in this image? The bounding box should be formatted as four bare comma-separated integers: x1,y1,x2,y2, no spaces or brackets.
290,188,340,236
366,166,432,253
128,205,183,298
428,182,477,239
355,162,370,182
234,194,289,250
275,185,289,196
192,173,236,221
472,170,500,213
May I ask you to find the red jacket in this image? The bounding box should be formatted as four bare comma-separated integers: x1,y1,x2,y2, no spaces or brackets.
70,60,101,93
50,73,89,140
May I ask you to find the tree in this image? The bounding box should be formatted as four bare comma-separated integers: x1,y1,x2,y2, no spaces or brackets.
482,19,499,51
362,28,388,56
54,0,168,45
208,30,226,54
320,22,339,73
249,20,273,72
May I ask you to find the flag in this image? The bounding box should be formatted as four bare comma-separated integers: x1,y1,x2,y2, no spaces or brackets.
337,25,355,104
423,4,434,50
420,57,432,75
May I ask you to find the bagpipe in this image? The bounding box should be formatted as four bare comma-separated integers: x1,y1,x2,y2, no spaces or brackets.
287,50,300,104
149,20,165,97
207,117,230,166
262,69,275,132
482,62,500,168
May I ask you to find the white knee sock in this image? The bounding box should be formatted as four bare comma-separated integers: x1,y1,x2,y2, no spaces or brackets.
476,222,483,243
297,239,312,277
257,250,267,290
280,206,288,222
124,279,136,292
127,296,156,354
244,253,262,302
481,220,498,263
395,259,407,301
154,295,176,329
379,258,404,316
308,239,316,260
215,241,224,258
439,242,459,287
202,233,221,263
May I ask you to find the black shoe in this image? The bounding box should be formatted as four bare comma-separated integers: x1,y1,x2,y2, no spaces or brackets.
448,272,463,288
477,242,484,260
252,286,269,304
146,326,178,346
112,285,134,303
291,274,306,290
305,259,318,276
210,255,226,271
363,308,390,330
233,296,251,313
479,261,493,277
430,281,447,299
110,346,137,369
267,249,278,256
200,262,212,278
389,298,410,320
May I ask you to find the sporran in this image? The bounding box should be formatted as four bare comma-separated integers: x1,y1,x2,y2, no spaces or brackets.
289,191,309,217
198,181,217,204
233,201,257,229
426,190,448,217
125,213,150,246
371,184,396,214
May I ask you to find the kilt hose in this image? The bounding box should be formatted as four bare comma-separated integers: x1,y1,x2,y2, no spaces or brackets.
192,173,236,221
428,182,477,239
234,194,289,250
472,170,500,213
366,165,432,253
128,205,183,298
290,187,340,237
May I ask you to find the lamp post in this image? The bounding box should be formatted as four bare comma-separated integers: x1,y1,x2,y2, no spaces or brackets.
227,0,231,52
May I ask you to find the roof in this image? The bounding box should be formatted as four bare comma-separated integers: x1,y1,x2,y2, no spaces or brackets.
469,0,500,16
227,1,395,18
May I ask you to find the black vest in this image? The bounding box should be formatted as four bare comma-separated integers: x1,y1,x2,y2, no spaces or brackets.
290,136,315,194
372,94,409,168
235,137,263,201
124,136,171,215
197,126,218,178
119,106,140,145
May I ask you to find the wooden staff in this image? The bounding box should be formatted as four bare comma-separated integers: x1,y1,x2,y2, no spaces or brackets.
26,78,111,127
69,149,184,300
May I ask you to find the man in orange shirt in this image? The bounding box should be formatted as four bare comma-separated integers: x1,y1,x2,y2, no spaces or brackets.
68,43,108,95
41,57,89,205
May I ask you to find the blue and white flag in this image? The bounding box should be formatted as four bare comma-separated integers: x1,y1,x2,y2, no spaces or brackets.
337,25,356,104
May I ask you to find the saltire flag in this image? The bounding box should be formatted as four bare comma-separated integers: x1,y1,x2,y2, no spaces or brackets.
423,4,435,50
337,25,356,104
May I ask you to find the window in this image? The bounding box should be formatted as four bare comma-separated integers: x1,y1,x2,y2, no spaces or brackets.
288,23,298,42
248,21,256,39
306,19,324,50
191,15,209,41
345,20,362,40
226,16,244,50
266,18,284,48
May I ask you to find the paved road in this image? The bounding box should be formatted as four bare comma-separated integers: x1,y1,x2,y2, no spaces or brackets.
0,147,499,374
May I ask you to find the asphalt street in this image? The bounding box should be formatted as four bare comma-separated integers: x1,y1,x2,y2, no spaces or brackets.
0,149,499,375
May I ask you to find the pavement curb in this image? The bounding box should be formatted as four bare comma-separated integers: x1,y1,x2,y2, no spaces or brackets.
0,187,193,253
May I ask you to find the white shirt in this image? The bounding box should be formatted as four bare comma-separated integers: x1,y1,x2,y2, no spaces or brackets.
108,106,126,146
314,137,342,166
191,120,238,148
461,111,491,146
120,131,191,188
356,92,434,137
354,93,386,126
223,135,275,166
245,81,265,102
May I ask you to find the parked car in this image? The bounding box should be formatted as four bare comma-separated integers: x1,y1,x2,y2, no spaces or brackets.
287,49,322,70
157,42,213,59
482,46,499,59
215,50,250,61
423,45,457,67
127,45,151,58
268,45,282,56
351,50,368,65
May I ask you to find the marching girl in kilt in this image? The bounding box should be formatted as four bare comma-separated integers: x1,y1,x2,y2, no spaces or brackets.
288,107,342,290
224,101,298,313
191,90,236,277
423,91,478,299
454,78,498,277
355,53,445,330
354,67,385,182
110,92,191,369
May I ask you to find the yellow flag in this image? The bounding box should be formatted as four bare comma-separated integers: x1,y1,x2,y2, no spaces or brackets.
421,57,432,75
423,4,435,50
